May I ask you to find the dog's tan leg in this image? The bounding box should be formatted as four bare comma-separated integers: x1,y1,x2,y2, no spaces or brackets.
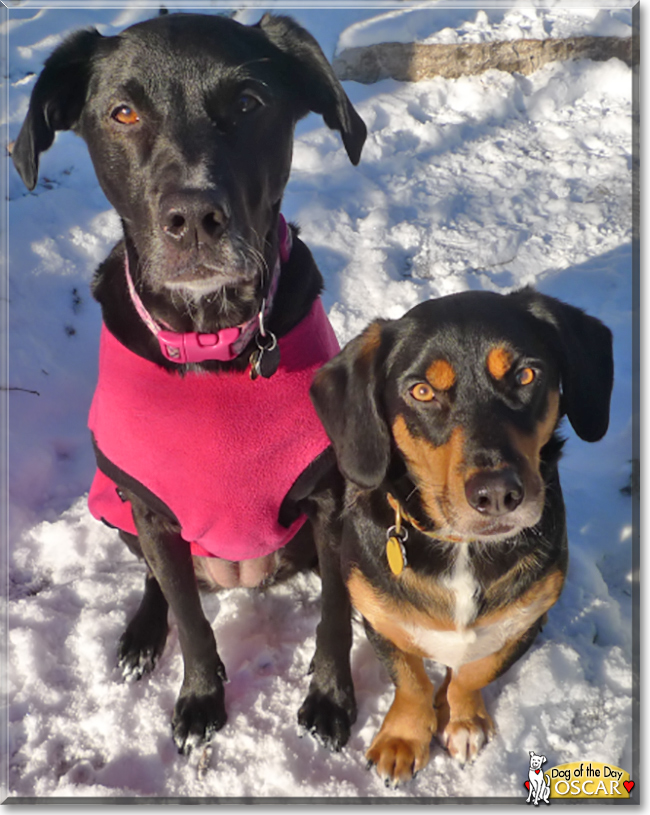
366,651,436,786
435,660,496,764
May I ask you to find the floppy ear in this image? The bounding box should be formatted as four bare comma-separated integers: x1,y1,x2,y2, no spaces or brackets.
310,321,391,489
512,289,614,442
12,28,103,190
256,14,367,165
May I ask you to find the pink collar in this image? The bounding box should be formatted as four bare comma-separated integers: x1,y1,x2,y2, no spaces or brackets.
125,215,292,364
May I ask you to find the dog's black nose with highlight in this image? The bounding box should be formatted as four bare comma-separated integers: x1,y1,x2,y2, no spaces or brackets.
465,469,524,516
159,190,229,246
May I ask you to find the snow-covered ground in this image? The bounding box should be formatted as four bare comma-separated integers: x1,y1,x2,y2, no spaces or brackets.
3,2,637,802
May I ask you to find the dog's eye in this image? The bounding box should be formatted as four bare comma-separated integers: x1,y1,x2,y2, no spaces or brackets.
111,105,140,125
237,94,261,114
410,383,436,402
516,367,536,386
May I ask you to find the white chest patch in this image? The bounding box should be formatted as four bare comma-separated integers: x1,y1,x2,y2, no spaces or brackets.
402,615,521,672
442,545,478,629
401,548,546,671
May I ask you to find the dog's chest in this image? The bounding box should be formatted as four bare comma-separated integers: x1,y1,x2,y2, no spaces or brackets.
88,319,334,560
349,541,559,672
401,548,550,671
401,546,492,670
401,611,522,673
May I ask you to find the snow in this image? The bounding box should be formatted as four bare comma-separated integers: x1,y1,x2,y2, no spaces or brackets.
4,2,636,802
337,4,634,51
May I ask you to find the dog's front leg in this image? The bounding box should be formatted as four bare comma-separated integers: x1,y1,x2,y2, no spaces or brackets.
364,624,437,787
127,492,227,754
298,507,356,751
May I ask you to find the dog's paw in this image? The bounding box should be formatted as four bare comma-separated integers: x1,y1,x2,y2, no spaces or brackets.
172,683,227,756
117,622,168,681
298,687,356,752
365,733,431,788
438,713,494,764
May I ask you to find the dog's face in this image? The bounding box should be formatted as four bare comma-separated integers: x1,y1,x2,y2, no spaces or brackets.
78,16,302,299
312,289,613,543
529,752,547,771
12,13,366,323
379,295,562,541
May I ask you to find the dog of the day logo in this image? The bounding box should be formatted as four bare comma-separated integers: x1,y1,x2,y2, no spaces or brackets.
524,753,634,802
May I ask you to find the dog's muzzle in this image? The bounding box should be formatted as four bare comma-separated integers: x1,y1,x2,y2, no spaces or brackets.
125,215,292,365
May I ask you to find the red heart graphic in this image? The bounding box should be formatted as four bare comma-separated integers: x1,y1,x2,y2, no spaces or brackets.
536,769,541,774
524,781,530,790
624,781,634,793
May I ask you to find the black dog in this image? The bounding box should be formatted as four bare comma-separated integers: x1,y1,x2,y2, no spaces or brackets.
13,13,366,754
298,289,613,786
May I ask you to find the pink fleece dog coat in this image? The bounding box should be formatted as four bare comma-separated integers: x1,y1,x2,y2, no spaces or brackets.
88,298,339,561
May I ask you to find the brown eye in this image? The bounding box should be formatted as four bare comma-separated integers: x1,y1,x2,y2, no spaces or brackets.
516,367,536,386
411,382,435,402
111,105,140,125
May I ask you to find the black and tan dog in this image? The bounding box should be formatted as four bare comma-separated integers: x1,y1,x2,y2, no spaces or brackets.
13,13,365,754
298,288,613,785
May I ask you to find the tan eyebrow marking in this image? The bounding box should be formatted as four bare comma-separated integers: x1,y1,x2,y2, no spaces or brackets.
486,347,514,380
426,359,456,391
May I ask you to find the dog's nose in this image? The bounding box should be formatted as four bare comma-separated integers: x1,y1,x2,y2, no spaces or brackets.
159,190,229,246
464,469,524,516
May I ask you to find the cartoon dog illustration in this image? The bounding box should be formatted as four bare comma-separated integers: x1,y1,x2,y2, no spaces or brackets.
527,751,551,805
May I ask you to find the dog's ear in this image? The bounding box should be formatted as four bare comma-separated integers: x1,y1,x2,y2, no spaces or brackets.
12,28,103,190
256,14,367,165
512,288,614,443
310,321,391,489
